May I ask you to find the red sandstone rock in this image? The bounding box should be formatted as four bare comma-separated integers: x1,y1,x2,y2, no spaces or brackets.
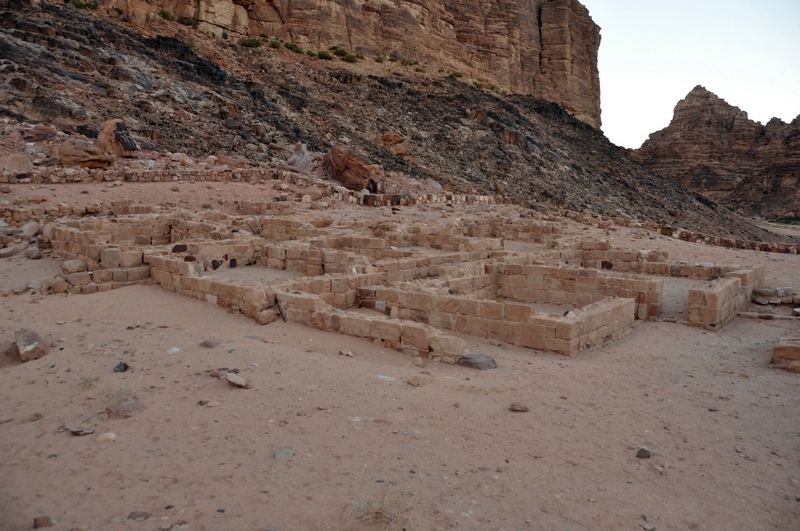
636,86,800,219
96,119,137,158
58,138,115,169
323,144,383,191
118,0,601,127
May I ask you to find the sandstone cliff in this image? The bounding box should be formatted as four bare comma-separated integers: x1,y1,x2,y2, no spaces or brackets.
636,86,800,219
105,0,601,127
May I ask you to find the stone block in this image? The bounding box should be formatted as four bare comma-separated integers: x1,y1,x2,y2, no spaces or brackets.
371,320,401,342
340,315,372,337
519,324,546,350
480,301,504,320
92,269,113,283
504,303,532,323
407,292,433,311
429,333,467,358
773,339,800,361
491,321,521,345
65,272,92,286
556,320,581,340
458,299,481,317
120,251,143,267
428,311,456,330
401,323,430,350
126,266,150,281
100,247,122,268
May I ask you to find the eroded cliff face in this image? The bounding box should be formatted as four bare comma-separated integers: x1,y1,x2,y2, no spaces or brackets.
635,86,800,218
106,0,601,127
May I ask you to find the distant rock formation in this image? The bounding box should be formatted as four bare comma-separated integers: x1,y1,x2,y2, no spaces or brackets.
635,86,800,218
107,0,601,127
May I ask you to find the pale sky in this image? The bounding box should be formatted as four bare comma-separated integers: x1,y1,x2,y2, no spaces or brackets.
582,0,800,148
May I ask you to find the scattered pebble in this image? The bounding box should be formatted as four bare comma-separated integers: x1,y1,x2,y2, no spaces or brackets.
96,432,117,442
201,337,221,348
113,361,129,373
636,447,654,459
458,353,497,370
127,511,150,521
508,403,529,412
33,515,57,528
407,377,423,388
274,449,295,458
339,350,353,357
166,347,181,355
226,372,248,388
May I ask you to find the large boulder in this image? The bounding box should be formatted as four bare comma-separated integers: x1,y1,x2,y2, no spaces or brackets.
284,142,315,174
96,119,137,158
58,139,115,168
24,124,57,142
0,153,34,175
323,144,383,192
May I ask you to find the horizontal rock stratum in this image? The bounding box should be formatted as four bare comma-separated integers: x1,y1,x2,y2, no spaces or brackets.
635,86,800,219
112,0,601,127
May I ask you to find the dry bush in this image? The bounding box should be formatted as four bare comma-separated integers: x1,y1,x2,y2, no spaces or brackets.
348,491,413,528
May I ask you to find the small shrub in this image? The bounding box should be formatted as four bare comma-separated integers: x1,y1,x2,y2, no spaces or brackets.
388,57,397,62
333,48,347,57
317,50,333,60
177,16,199,28
355,53,365,60
157,9,174,21
449,71,464,78
342,53,358,63
71,0,98,9
79,376,99,389
284,42,303,53
105,86,115,96
221,31,228,40
113,7,124,15
473,81,484,89
260,33,269,39
306,50,317,57
414,66,426,73
400,59,416,67
239,37,262,48
269,39,281,49
374,56,385,63
185,39,195,50
277,81,292,91
775,215,800,225
348,492,412,528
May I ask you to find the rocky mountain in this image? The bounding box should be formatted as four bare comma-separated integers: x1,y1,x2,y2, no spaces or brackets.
635,86,800,219
106,0,601,128
0,0,789,242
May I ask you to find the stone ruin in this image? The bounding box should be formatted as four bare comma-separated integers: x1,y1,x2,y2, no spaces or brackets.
37,180,787,365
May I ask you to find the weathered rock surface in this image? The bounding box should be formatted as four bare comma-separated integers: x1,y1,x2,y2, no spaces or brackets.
0,2,787,242
323,144,381,192
96,119,137,158
635,86,800,219
58,138,115,168
104,0,601,127
0,153,34,175
15,328,46,361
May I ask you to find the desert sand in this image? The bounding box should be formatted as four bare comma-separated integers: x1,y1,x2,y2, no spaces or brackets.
1,182,799,531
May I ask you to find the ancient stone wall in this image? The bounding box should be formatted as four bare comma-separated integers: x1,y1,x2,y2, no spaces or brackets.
687,277,745,330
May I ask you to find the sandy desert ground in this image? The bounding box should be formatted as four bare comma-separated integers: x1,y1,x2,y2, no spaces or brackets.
1,183,799,531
